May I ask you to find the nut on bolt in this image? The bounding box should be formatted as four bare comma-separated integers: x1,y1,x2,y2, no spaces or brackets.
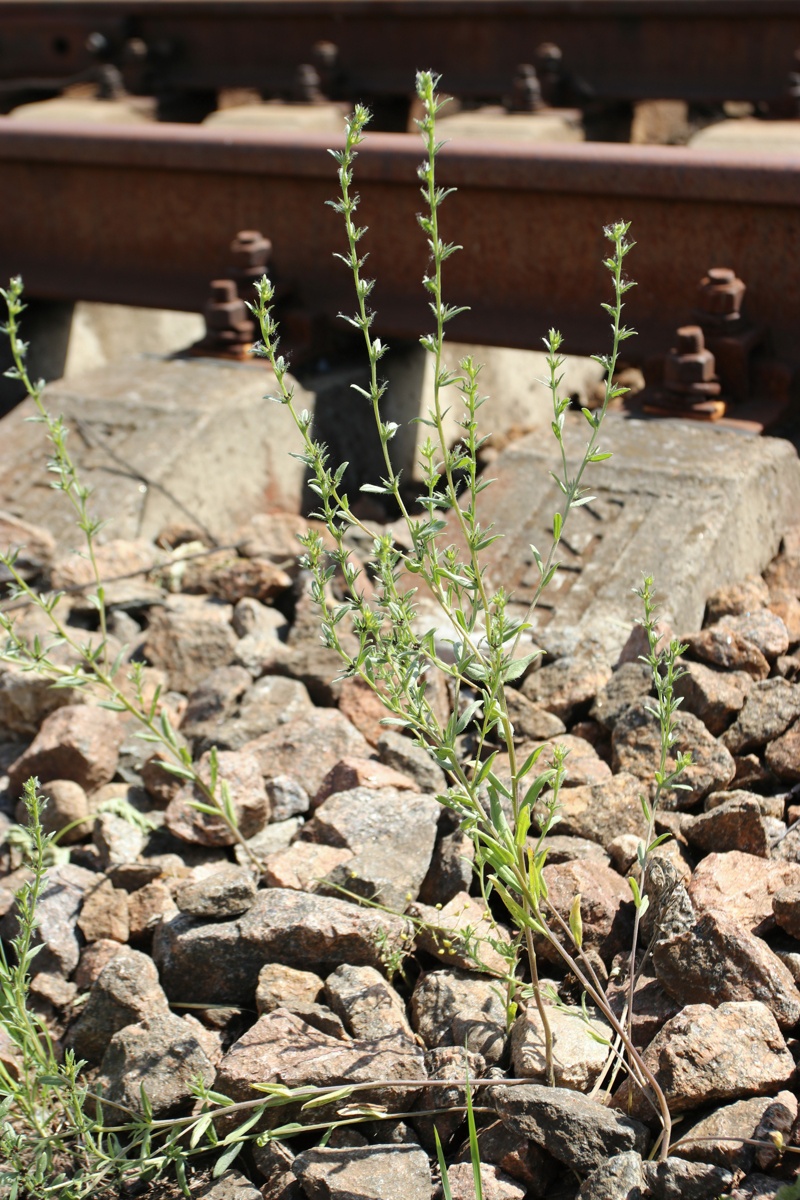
696,267,745,322
663,325,719,393
203,279,253,349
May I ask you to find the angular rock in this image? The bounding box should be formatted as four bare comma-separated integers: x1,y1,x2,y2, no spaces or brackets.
127,880,176,942
705,576,770,623
683,628,770,680
376,730,446,794
576,1151,646,1200
684,796,769,858
232,594,289,639
438,1162,526,1200
256,963,325,1016
0,664,76,736
337,675,393,747
705,788,786,820
92,811,147,869
178,665,252,749
154,889,411,1004
252,1140,302,1200
242,709,370,800
142,594,237,694
312,757,417,807
613,1001,795,1119
74,939,126,990
522,734,612,788
728,1174,789,1200
521,655,612,723
612,705,735,806
505,687,568,740
183,552,291,605
208,675,316,754
590,661,653,732
765,718,800,782
772,885,800,939
174,863,257,918
537,858,634,964
717,610,790,661
165,749,269,846
688,851,800,934
412,891,512,976
0,862,97,977
673,1095,783,1173
8,704,125,793
262,841,353,892
248,639,349,706
410,969,507,1066
0,509,55,579
643,1157,735,1199
77,876,130,943
607,962,682,1049
292,1144,431,1200
555,772,645,848
19,779,91,844
652,910,800,1029
674,660,749,736
491,1083,649,1172
67,947,171,1064
97,1010,215,1116
325,964,414,1042
722,679,800,755
304,786,439,909
215,1008,426,1118
418,823,475,907
511,1000,612,1090
412,1045,485,1152
264,774,310,821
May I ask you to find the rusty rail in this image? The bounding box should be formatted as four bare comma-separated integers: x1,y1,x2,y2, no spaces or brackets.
2,1,800,115
1,119,799,367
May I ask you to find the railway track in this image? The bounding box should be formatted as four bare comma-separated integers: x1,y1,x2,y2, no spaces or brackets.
1,118,798,385
1,1,800,126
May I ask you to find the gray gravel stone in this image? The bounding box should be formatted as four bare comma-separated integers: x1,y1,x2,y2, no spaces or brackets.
292,1144,432,1200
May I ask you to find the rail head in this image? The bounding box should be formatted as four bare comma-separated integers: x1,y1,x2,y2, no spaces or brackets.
0,119,799,207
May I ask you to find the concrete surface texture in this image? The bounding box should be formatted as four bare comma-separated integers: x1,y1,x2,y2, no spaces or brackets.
466,412,800,663
203,102,346,131
0,355,308,548
436,107,584,141
5,96,155,124
63,304,205,378
689,119,800,153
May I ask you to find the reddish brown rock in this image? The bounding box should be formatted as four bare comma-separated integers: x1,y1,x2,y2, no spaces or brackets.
767,593,800,646
612,705,735,806
74,939,126,990
521,655,612,723
683,628,770,681
242,708,370,800
705,576,770,624
67,947,171,1064
652,910,800,1029
77,876,130,943
555,772,646,849
505,687,567,739
127,881,176,943
338,676,392,747
537,859,633,965
214,1008,426,1121
613,1001,795,1119
256,963,325,1015
411,891,511,976
15,778,91,843
0,509,55,578
765,718,800,782
142,594,237,694
181,552,291,604
688,851,800,935
312,756,417,807
165,749,269,846
772,885,800,939
674,660,749,736
262,841,353,892
684,796,769,858
717,610,790,662
722,679,800,755
9,705,125,793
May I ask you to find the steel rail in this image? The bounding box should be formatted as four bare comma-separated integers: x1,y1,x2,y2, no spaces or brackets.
2,1,800,110
1,119,799,365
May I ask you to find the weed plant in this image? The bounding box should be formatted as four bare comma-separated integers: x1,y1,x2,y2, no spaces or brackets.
0,67,705,1196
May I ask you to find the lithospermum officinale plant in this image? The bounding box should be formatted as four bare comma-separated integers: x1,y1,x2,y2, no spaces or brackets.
254,70,689,1157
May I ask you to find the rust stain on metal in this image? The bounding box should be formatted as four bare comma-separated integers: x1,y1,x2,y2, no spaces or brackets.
0,120,799,370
